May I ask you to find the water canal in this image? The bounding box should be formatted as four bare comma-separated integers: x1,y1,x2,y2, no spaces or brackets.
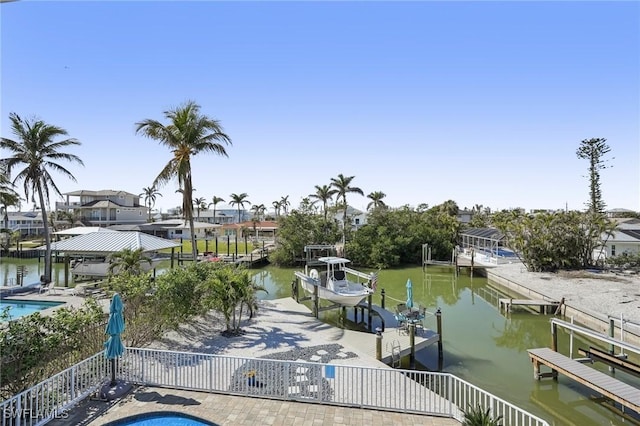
2,259,639,425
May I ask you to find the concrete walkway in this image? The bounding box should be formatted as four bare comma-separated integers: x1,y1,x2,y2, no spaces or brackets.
51,386,459,426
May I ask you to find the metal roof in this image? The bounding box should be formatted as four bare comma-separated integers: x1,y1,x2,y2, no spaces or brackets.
41,231,180,254
54,226,119,235
460,228,505,240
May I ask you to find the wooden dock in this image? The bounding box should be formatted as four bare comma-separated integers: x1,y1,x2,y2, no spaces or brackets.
281,297,440,367
350,301,441,365
499,298,560,314
527,347,640,414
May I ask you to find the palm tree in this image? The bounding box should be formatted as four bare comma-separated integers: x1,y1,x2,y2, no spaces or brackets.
330,173,364,244
193,196,207,220
136,101,231,262
209,195,225,224
440,200,460,217
272,200,282,218
1,113,83,282
229,193,251,224
108,247,152,276
140,185,162,221
309,184,337,222
0,166,20,232
280,195,290,216
366,191,387,211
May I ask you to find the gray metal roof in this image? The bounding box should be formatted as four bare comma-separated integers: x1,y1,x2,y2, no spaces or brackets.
460,227,505,240
54,226,119,235
42,231,180,254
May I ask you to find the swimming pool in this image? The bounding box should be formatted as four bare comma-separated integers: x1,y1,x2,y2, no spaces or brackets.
103,412,218,426
0,299,65,321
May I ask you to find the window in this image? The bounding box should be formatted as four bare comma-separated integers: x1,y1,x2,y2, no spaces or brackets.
611,245,616,256
139,211,142,215
175,230,183,235
355,218,360,225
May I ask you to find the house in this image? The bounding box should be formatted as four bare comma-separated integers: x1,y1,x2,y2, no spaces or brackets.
56,190,147,227
598,218,640,259
3,211,45,237
220,221,278,240
149,219,221,240
334,206,367,231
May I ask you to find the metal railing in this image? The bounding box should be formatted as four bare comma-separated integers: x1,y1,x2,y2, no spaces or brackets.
1,353,108,426
1,348,550,426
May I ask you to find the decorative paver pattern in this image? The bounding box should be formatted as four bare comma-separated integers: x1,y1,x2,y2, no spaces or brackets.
53,386,460,425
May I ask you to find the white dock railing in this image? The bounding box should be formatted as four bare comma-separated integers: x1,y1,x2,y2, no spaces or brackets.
1,348,550,426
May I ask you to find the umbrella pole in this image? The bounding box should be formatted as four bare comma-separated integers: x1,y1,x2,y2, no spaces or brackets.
110,358,116,386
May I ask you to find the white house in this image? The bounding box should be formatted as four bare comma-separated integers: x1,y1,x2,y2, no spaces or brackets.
56,189,147,227
151,219,220,240
334,206,367,231
4,211,45,237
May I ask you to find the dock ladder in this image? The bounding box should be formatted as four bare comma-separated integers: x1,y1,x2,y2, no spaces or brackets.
386,340,402,368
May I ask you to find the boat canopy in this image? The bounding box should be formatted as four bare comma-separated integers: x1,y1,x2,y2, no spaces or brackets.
317,256,351,265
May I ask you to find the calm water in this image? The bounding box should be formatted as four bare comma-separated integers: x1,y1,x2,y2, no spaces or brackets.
2,259,639,425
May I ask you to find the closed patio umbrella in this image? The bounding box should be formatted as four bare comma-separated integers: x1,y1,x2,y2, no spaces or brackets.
104,293,125,386
406,278,413,309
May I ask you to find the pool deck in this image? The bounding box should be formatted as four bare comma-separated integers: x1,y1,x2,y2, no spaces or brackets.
47,386,459,426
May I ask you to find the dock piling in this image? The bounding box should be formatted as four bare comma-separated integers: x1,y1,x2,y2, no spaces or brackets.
380,289,386,309
375,327,382,361
436,308,443,367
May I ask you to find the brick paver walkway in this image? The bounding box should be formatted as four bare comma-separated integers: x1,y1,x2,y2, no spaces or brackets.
51,386,460,425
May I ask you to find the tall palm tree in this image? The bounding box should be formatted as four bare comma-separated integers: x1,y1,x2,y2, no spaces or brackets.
280,195,290,216
272,200,282,218
193,196,207,220
140,185,162,221
366,191,387,211
136,101,231,262
229,193,251,224
209,195,225,224
309,184,337,222
330,173,364,244
251,203,266,221
1,113,83,282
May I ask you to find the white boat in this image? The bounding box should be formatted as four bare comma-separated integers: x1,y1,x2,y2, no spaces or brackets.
294,256,376,307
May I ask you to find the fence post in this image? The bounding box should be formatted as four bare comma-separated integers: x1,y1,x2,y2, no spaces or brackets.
71,368,76,401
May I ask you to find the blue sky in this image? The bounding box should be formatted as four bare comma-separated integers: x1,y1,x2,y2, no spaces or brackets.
2,1,638,214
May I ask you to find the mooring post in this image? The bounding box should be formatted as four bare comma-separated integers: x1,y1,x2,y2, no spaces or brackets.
376,327,383,361
367,294,372,331
64,255,69,287
292,278,298,302
609,318,616,373
436,308,443,366
380,289,386,309
409,323,416,369
313,285,319,318
551,322,558,352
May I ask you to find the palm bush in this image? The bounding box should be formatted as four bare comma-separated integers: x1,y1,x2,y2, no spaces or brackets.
463,404,503,426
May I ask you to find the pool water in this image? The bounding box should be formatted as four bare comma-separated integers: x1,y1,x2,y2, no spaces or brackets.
0,299,65,321
105,412,217,426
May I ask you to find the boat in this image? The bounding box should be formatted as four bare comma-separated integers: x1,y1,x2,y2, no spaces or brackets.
294,256,376,307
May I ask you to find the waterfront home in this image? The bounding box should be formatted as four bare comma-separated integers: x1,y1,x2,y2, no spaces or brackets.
56,189,147,227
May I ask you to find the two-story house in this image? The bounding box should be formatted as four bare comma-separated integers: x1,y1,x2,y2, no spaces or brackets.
56,190,147,227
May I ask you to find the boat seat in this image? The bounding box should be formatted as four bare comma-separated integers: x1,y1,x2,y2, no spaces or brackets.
333,270,346,280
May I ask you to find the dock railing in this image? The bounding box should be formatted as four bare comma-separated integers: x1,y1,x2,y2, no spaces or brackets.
1,348,550,426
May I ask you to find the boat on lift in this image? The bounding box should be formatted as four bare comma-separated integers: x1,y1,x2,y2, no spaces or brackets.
294,256,376,307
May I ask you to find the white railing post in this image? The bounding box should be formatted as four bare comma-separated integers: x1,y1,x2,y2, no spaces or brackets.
71,367,76,401
174,352,179,388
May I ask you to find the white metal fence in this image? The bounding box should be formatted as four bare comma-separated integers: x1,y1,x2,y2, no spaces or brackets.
1,348,550,426
1,353,108,426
